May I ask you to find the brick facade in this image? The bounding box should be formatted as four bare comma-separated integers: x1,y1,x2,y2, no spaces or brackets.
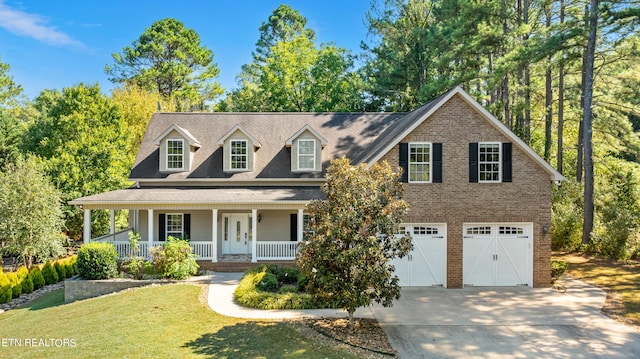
380,94,552,288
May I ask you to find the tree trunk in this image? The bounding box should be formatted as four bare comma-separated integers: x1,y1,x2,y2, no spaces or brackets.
582,0,598,245
544,4,553,161
523,0,531,144
557,0,565,174
348,309,355,329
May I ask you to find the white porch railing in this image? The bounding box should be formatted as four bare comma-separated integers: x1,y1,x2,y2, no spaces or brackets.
104,241,214,260
256,241,298,260
93,228,133,243
100,238,296,261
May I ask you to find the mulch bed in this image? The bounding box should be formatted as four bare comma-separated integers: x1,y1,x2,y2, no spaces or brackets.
298,317,396,357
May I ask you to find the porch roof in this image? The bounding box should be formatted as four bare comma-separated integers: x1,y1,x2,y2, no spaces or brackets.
69,186,324,210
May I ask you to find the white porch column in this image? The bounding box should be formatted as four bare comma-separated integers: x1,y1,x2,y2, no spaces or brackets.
109,209,116,235
148,209,154,251
297,209,304,242
211,209,218,263
251,209,258,263
83,209,91,244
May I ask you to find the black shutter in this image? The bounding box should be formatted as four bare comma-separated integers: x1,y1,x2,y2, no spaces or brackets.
432,143,442,183
184,214,191,239
469,143,478,183
290,214,297,241
399,143,409,183
158,214,165,241
502,142,512,182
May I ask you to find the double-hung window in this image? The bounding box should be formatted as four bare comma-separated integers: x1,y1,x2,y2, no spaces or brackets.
166,139,184,170
478,142,501,182
230,140,248,170
166,213,184,240
298,139,315,170
409,143,431,183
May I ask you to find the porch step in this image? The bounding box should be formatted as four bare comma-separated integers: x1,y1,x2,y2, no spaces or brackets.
197,260,296,273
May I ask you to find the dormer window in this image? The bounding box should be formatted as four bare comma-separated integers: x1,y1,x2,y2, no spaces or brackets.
298,139,316,170
218,125,261,173
167,139,184,170
230,140,248,170
154,124,200,173
286,125,327,173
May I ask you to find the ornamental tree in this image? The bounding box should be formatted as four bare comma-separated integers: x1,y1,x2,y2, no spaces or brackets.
296,157,412,327
0,156,65,268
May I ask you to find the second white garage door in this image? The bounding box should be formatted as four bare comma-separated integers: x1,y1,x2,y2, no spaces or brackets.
392,224,446,287
463,223,533,286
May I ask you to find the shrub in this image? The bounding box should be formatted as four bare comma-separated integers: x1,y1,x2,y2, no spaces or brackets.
0,272,11,304
275,267,300,285
41,262,59,285
257,271,279,292
150,236,198,280
76,242,118,280
234,265,331,310
7,272,22,298
551,260,568,279
29,267,45,290
17,267,34,294
54,262,67,281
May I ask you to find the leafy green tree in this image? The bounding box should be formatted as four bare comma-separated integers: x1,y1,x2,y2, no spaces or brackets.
0,56,23,108
0,109,23,171
111,84,175,159
23,83,131,239
223,6,364,112
105,18,223,110
0,157,65,268
296,158,412,328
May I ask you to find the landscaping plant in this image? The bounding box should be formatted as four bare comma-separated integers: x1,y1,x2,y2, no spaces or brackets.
41,261,59,285
297,158,412,328
76,242,118,280
150,236,198,280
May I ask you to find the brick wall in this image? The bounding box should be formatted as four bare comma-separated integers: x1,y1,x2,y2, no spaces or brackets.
380,94,552,288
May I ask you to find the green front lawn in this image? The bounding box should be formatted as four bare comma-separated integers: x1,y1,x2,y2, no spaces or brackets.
0,284,361,359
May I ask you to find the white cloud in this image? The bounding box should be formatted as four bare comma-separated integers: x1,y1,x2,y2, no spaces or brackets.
0,1,87,49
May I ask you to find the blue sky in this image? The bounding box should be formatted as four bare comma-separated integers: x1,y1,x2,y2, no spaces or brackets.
0,0,373,100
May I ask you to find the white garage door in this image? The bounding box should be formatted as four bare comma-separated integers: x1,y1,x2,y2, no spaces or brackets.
463,223,533,286
392,224,446,287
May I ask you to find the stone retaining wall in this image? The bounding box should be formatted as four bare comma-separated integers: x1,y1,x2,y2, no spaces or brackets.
64,277,171,303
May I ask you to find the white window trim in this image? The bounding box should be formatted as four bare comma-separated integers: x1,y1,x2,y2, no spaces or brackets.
166,139,184,171
166,213,184,240
298,139,316,170
478,142,501,183
230,139,248,171
409,142,432,183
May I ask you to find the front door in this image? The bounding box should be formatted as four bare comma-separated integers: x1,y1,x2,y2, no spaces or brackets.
224,214,250,254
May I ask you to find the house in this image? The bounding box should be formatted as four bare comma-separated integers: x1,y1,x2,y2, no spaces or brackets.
70,87,564,288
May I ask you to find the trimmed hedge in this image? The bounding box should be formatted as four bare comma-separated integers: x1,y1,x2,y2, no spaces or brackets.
0,271,11,304
77,242,118,280
0,256,77,305
29,267,45,290
41,262,59,285
17,266,33,294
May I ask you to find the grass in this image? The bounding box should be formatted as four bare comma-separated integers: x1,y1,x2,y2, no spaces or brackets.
554,252,640,326
0,284,362,359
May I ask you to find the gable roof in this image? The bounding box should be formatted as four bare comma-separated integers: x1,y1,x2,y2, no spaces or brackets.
152,123,201,148
130,87,563,183
285,125,328,148
360,86,565,182
217,124,262,149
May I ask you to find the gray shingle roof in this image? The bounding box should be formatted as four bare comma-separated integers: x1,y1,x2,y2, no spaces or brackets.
130,112,407,180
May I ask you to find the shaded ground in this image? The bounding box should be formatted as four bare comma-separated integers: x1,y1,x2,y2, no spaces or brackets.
553,251,640,328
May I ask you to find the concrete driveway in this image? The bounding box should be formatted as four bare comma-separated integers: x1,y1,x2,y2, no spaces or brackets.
208,273,640,358
369,277,640,358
